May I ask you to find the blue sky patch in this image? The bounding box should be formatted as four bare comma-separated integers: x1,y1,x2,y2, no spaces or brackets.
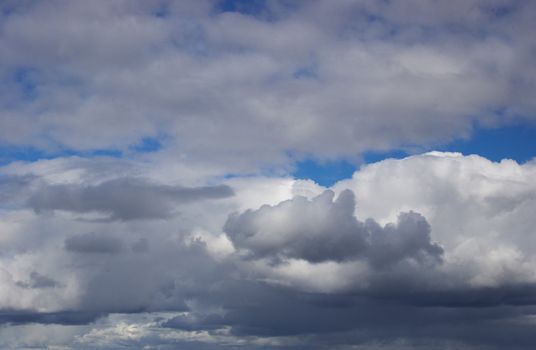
0,146,123,166
293,158,357,187
293,66,318,80
13,67,38,100
439,123,536,163
0,136,167,165
292,122,536,186
129,137,162,153
217,0,266,15
153,4,169,18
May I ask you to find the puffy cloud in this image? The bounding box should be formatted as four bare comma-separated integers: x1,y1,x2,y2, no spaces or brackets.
334,152,536,280
225,189,443,267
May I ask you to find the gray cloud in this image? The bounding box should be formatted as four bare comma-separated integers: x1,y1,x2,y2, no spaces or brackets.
225,189,443,266
365,212,443,269
0,0,534,172
0,311,103,326
64,232,123,254
0,174,33,205
15,272,60,289
160,279,536,350
27,177,234,221
131,238,149,253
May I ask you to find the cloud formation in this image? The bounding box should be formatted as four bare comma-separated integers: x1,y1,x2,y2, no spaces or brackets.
225,189,443,267
0,153,535,349
0,0,535,172
27,177,234,221
0,0,535,349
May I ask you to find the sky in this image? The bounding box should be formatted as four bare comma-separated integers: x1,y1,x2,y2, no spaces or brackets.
0,1,536,349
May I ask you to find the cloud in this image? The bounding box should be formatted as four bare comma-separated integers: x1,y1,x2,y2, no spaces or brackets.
0,0,534,172
0,174,34,205
0,310,103,326
131,238,149,253
225,189,443,267
64,232,123,254
1,153,536,349
15,271,60,289
0,0,535,346
334,152,536,272
27,177,234,221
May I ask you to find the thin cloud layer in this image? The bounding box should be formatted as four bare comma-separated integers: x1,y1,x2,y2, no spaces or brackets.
27,177,234,221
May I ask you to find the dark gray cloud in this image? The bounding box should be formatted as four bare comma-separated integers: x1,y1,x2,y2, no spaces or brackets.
15,272,60,289
225,190,443,267
0,310,104,326
365,212,443,269
64,232,123,254
131,237,149,253
1,218,536,350
4,278,536,349
27,177,234,221
161,279,536,350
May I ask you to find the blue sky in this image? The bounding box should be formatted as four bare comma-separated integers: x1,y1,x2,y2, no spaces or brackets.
3,124,533,186
439,123,536,163
294,123,536,186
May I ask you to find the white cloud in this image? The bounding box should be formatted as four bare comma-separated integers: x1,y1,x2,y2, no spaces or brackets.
1,1,535,173
334,152,536,287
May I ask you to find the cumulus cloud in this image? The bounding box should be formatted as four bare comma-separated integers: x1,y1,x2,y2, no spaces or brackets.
225,189,443,267
334,152,536,264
